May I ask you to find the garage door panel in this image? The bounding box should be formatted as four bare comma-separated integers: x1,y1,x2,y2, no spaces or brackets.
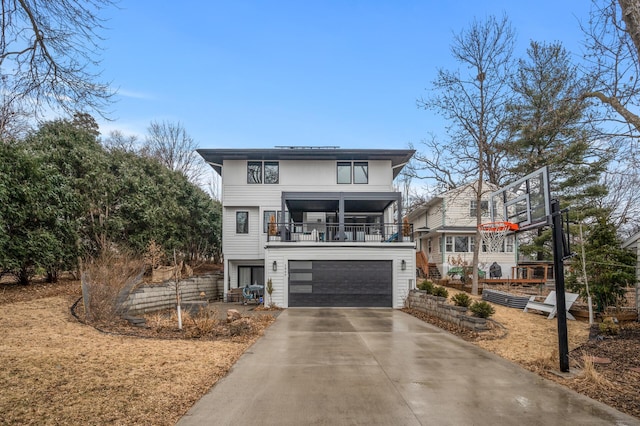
289,260,392,307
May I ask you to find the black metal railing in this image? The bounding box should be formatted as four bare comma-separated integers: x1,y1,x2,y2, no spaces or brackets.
267,222,413,243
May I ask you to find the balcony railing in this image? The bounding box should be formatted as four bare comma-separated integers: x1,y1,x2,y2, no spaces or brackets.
267,222,413,243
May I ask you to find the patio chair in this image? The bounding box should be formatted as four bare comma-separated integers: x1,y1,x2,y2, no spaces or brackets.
242,286,257,305
523,291,579,320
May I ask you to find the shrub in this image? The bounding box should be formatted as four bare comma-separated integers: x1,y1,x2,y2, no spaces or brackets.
81,251,145,323
599,317,620,336
470,301,495,318
418,280,435,294
451,292,472,308
432,286,449,298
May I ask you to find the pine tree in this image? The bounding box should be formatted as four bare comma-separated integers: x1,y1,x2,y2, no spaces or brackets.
567,215,636,312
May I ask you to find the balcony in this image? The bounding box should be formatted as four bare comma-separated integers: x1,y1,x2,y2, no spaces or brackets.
267,222,413,243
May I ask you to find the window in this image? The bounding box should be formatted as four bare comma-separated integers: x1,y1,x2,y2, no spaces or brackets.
454,236,469,252
337,162,351,184
337,161,369,184
481,235,515,253
264,162,279,184
263,211,276,233
445,236,453,252
236,211,248,234
247,162,262,184
238,266,264,286
505,236,514,252
247,161,279,184
470,200,495,217
446,236,472,252
263,210,289,233
353,162,368,184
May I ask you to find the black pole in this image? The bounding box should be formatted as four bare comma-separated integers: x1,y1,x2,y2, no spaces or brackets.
551,199,570,372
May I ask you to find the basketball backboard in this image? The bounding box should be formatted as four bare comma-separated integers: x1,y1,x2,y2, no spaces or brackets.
490,166,551,232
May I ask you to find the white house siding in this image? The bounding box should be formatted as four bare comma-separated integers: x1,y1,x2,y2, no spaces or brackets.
426,202,444,229
223,206,261,259
222,159,395,195
264,243,416,309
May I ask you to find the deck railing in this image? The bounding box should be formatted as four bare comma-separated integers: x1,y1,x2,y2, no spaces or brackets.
267,222,413,243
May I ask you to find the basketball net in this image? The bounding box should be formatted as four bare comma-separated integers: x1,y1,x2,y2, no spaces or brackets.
478,221,518,253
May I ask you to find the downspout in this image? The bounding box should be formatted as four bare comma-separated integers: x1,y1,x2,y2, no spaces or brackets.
338,193,345,241
397,193,403,242
281,192,287,240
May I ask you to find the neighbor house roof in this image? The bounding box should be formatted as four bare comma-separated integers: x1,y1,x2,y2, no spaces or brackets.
622,231,640,250
197,148,415,178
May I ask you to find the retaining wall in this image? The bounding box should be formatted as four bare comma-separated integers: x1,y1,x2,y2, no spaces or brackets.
124,273,224,315
407,289,489,332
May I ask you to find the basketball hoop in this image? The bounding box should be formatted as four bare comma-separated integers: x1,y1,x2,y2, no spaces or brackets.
478,221,518,253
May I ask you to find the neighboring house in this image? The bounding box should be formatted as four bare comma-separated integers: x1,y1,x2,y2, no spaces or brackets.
406,181,517,280
622,231,640,313
198,147,417,308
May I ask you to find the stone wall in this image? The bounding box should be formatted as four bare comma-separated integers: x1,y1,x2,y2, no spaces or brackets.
124,273,224,315
407,289,489,332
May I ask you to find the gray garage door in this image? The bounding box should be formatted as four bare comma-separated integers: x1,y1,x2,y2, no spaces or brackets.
288,260,392,307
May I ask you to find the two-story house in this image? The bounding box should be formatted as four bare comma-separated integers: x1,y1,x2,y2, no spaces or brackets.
198,147,417,308
407,181,517,280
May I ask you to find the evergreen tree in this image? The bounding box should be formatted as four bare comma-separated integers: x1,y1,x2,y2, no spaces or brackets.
507,41,612,259
567,214,636,312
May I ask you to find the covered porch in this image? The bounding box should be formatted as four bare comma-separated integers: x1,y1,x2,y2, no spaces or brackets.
269,191,411,244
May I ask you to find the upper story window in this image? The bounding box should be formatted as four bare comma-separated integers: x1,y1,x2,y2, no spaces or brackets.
248,161,279,184
337,161,368,184
470,200,494,217
247,162,262,184
236,211,249,234
354,162,368,184
264,162,279,184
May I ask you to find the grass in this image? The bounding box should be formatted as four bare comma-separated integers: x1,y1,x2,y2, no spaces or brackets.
0,292,274,425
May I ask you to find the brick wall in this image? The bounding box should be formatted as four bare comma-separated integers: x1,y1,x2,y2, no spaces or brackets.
407,289,489,332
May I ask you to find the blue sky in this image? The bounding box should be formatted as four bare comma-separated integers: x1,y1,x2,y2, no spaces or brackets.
97,1,591,150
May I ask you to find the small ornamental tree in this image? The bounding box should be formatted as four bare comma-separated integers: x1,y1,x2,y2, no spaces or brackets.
567,215,636,312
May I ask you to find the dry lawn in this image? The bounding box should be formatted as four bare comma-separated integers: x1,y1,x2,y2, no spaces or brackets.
0,286,272,426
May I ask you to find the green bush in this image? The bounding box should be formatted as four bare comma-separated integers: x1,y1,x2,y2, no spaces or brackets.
432,286,449,298
599,317,620,336
451,292,472,308
418,280,435,294
470,301,495,318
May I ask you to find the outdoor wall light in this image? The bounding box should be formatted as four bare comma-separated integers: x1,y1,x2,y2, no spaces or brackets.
272,261,277,272
401,259,406,270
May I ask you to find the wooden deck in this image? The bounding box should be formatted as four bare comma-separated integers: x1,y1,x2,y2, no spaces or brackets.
480,278,546,287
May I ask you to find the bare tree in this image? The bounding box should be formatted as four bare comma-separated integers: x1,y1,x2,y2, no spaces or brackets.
582,0,640,138
102,130,139,153
417,15,516,295
144,120,205,185
0,77,31,140
0,0,115,118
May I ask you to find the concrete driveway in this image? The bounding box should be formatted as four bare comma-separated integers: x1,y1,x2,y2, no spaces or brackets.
177,309,639,426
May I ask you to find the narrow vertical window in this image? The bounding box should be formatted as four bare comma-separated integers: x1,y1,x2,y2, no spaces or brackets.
236,211,249,234
264,162,279,184
247,162,262,184
263,210,276,233
445,236,453,252
337,162,351,184
353,162,368,184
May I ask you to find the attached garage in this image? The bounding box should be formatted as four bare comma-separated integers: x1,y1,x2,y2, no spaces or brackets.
288,260,392,307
